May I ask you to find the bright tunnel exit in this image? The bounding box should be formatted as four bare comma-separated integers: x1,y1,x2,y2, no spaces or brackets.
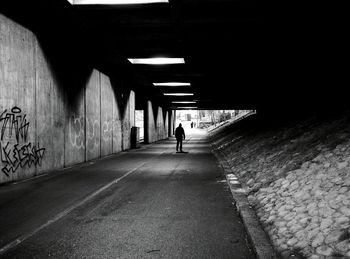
175,110,254,132
135,110,144,142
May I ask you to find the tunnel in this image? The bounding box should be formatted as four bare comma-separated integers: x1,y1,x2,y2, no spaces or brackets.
0,0,348,258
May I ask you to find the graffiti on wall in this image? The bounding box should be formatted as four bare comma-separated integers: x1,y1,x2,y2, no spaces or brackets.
68,115,101,150
0,106,45,177
86,118,100,150
102,120,113,142
68,115,120,150
68,115,85,150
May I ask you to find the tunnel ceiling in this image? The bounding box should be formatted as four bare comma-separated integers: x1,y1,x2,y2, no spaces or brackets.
0,0,344,110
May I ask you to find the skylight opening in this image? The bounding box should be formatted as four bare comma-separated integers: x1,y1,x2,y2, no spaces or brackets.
153,82,191,87
164,93,194,96
69,0,168,4
128,58,185,65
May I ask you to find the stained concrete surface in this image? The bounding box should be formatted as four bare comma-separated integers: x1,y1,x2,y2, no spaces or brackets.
0,129,255,258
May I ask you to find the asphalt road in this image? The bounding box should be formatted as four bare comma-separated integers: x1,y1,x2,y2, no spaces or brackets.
0,129,255,258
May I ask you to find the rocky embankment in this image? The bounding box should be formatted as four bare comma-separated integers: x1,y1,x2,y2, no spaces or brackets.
210,111,350,259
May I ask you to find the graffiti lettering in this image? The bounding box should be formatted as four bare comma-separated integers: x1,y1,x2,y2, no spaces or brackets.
0,106,29,143
68,116,120,150
0,142,45,177
86,118,100,150
68,115,85,150
0,107,45,177
68,116,101,150
102,121,113,142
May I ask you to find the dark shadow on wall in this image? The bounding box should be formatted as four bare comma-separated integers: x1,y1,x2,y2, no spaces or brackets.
109,76,132,121
36,33,93,113
162,108,168,126
37,34,137,121
1,0,99,112
152,102,159,126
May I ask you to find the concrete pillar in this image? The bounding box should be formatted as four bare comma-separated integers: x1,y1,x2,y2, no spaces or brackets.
168,110,175,137
165,111,169,138
171,110,176,136
122,90,135,150
144,101,152,144
144,101,170,143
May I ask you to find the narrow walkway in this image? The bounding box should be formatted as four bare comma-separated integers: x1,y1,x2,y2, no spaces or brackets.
0,129,254,258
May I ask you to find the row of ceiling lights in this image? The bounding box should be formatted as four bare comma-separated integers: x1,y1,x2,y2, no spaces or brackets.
67,0,197,109
68,0,169,4
128,58,197,109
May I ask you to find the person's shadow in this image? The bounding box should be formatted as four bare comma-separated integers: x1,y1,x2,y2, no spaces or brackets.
176,151,189,154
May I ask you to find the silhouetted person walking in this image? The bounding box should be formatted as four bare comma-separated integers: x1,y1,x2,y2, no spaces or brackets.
175,123,185,152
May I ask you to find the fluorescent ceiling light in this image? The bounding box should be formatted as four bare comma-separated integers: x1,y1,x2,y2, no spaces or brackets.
71,0,168,4
164,93,194,96
128,58,185,65
172,101,196,104
153,82,191,87
177,107,198,109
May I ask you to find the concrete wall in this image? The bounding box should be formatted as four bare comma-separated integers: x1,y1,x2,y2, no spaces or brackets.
122,91,135,150
144,101,169,144
144,101,169,143
0,14,135,184
169,110,175,137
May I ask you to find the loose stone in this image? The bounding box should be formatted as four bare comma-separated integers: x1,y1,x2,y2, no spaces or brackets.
287,238,298,247
311,233,324,248
299,217,311,225
335,217,349,225
295,240,309,249
339,187,348,194
324,162,331,168
335,239,350,253
343,178,350,186
315,245,333,256
338,161,348,169
340,207,350,216
319,207,335,218
308,228,320,240
320,218,333,230
324,229,346,244
290,224,303,233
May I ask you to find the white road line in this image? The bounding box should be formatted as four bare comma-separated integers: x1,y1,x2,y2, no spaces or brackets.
0,161,147,256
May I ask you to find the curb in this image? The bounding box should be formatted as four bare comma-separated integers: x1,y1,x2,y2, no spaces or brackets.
209,134,277,259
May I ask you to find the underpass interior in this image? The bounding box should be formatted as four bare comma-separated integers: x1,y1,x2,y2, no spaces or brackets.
1,131,255,258
0,0,348,258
